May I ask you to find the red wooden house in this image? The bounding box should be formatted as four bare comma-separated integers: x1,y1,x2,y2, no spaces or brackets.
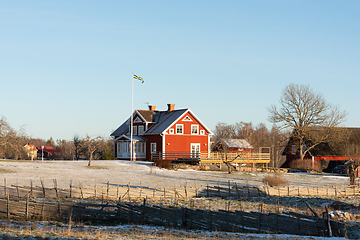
111,104,213,160
281,127,360,171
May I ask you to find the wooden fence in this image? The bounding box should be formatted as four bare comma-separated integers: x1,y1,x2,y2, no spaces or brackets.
151,152,271,164
1,179,360,200
0,197,346,237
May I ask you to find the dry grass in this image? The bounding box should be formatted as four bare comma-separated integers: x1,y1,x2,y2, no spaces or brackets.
154,159,172,169
263,174,289,187
0,167,15,173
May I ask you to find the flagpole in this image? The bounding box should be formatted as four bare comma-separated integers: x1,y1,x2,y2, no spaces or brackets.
130,73,134,161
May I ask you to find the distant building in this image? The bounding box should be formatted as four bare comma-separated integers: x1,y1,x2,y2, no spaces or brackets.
36,146,61,159
24,144,37,160
281,127,360,171
212,139,253,153
111,104,213,160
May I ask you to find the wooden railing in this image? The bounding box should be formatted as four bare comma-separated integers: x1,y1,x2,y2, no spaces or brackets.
151,152,270,164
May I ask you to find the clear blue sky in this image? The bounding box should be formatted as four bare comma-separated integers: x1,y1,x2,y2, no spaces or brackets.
1,1,359,141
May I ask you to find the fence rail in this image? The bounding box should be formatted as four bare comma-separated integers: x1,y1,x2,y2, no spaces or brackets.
1,179,360,200
151,152,271,164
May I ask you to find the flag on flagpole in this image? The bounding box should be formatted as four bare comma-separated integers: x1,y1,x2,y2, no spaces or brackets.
133,74,144,83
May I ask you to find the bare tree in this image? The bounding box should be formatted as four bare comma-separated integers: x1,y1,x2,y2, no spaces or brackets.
268,83,347,160
0,117,28,160
81,135,104,166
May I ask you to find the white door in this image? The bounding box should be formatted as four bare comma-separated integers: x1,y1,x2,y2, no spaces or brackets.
191,143,200,158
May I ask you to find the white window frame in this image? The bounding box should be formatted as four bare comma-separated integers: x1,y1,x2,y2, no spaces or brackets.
151,143,157,153
133,126,137,135
191,125,199,135
169,128,174,134
176,124,183,134
200,130,205,135
138,125,144,135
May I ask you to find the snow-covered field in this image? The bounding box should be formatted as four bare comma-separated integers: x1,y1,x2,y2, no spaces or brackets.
0,160,358,239
0,159,351,190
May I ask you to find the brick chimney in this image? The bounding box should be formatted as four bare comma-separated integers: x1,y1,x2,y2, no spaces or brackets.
149,105,156,111
167,104,175,112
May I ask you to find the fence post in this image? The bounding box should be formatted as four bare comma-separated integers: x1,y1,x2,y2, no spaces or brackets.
128,183,131,201
163,182,166,199
4,178,6,196
235,182,240,199
94,178,97,198
195,180,198,198
69,180,72,198
207,181,209,198
107,181,110,199
140,181,142,199
41,179,46,198
30,179,33,197
6,194,9,219
153,182,156,198
16,179,19,198
53,179,58,199
228,180,231,198
41,201,45,220
117,184,119,199
25,195,29,219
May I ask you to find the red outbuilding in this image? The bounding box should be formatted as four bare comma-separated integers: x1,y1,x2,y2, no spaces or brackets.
281,127,360,172
111,104,213,161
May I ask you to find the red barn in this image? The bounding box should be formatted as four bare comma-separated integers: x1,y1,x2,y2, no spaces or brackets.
111,104,213,160
281,127,360,172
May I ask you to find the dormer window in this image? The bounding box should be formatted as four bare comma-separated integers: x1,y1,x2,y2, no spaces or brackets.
138,125,144,135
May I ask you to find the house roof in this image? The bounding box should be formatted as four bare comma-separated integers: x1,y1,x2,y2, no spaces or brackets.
36,146,61,153
111,107,213,137
111,117,130,137
144,109,188,134
215,139,253,149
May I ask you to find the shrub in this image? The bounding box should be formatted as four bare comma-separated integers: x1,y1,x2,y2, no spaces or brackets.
263,174,289,187
154,159,172,169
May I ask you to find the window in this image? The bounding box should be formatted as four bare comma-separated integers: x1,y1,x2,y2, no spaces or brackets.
191,125,199,135
151,143,157,153
200,130,205,135
169,129,174,134
291,145,296,155
135,142,145,153
176,124,183,134
138,125,144,135
132,126,137,135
